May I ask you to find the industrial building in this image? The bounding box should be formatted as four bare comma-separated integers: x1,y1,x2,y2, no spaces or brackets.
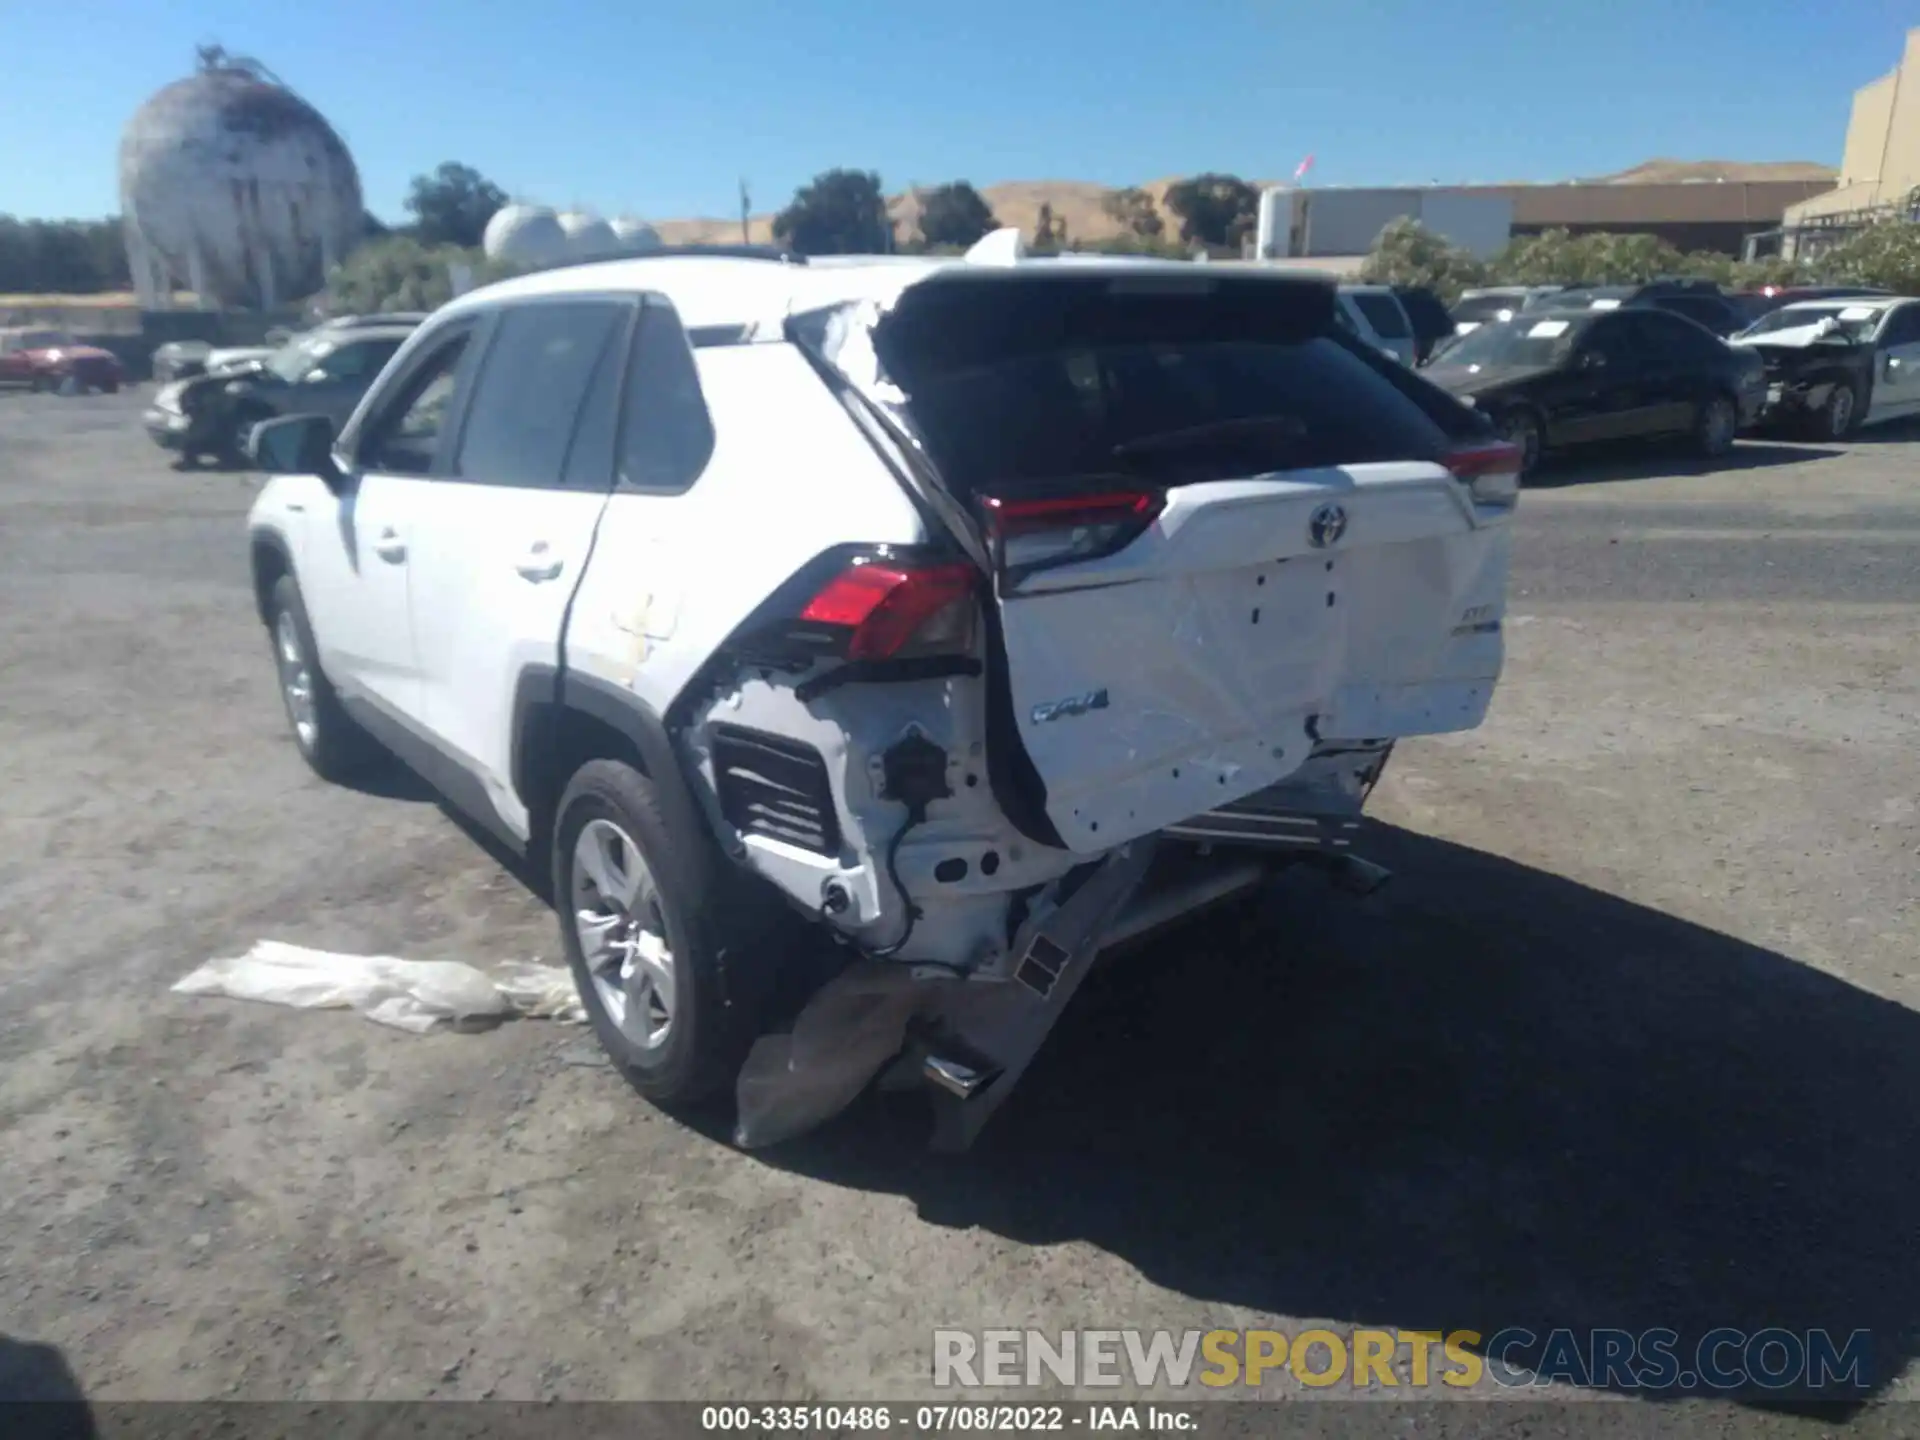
1769,26,1920,256
1255,174,1835,265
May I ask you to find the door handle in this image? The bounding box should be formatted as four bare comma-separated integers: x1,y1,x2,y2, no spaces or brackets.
514,541,564,582
372,528,407,563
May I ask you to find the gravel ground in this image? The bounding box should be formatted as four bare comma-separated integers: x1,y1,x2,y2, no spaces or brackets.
2,389,1917,1428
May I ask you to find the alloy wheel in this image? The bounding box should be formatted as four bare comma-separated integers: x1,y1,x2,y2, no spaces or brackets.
571,817,676,1051
274,610,318,749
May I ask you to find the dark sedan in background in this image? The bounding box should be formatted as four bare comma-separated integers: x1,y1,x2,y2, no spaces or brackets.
142,321,414,467
1423,304,1766,476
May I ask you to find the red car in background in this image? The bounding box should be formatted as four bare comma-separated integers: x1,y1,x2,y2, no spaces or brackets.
0,328,124,393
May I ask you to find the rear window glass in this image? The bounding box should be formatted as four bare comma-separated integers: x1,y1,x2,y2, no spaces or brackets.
1349,292,1412,339
902,336,1469,494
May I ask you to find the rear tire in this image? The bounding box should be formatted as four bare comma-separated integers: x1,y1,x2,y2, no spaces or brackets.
553,760,781,1108
1692,393,1738,458
266,574,382,782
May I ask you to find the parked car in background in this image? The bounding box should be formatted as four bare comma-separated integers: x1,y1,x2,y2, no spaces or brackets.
1391,285,1455,365
0,328,124,393
1548,280,1753,337
1733,285,1892,323
1449,286,1565,338
152,314,432,386
1335,285,1416,365
1729,296,1920,438
152,340,214,383
1424,304,1765,476
144,321,414,466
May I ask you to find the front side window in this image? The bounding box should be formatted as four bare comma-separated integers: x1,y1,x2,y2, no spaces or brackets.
361,333,471,477
456,302,627,487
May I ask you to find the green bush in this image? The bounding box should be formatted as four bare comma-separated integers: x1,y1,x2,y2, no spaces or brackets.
322,236,523,314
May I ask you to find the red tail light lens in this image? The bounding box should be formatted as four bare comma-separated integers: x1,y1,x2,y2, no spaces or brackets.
979,489,1163,575
799,559,978,660
1444,440,1522,508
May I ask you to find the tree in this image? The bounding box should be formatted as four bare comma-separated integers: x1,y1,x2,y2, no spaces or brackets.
917,182,997,249
0,216,129,295
1101,186,1164,240
1029,203,1068,252
1164,173,1259,250
404,162,508,249
324,235,521,314
773,169,892,255
1817,217,1920,293
1358,218,1487,302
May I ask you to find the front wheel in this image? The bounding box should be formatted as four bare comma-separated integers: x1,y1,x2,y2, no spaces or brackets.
1499,409,1543,479
266,574,381,782
1817,381,1858,440
1693,393,1738,457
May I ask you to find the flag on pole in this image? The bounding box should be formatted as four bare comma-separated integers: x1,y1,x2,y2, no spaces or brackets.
1294,154,1316,183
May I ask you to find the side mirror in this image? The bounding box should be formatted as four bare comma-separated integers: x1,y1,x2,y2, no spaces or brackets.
1884,353,1902,379
248,413,343,488
1578,350,1607,371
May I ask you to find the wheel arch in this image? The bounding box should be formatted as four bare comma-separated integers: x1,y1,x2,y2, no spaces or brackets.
248,526,294,627
510,665,716,869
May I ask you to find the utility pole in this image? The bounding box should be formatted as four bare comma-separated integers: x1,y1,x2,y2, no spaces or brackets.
739,179,751,245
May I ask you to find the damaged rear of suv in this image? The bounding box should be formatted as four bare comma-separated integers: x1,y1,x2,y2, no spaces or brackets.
246,240,1516,1150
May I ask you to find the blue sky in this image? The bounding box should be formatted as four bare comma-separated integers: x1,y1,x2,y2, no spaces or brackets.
2,0,1911,223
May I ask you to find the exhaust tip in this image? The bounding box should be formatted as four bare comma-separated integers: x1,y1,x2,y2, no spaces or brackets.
923,1053,998,1100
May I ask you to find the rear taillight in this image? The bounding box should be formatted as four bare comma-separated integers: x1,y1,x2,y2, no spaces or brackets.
979,489,1163,577
797,558,978,660
1444,440,1522,509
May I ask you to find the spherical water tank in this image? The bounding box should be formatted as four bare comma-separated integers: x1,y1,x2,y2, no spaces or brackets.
483,203,569,265
120,48,363,309
610,216,662,251
558,210,617,259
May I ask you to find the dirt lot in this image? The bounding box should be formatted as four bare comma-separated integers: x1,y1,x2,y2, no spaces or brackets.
1,389,1916,1425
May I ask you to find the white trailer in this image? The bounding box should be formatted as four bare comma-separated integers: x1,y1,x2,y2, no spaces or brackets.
1255,187,1512,261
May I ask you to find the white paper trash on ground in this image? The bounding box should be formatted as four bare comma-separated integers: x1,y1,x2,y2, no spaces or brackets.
173,940,586,1033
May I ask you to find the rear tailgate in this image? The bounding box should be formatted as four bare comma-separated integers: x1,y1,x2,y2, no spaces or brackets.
870,269,1515,854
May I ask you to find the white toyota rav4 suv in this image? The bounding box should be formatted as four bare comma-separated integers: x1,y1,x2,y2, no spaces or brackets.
246,237,1517,1148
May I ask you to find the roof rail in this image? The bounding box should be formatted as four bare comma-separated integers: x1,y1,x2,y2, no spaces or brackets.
523,242,808,273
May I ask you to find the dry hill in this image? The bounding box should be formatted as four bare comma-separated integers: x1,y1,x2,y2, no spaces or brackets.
651,160,1837,248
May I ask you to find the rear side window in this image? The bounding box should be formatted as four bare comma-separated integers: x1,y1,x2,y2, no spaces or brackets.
904,335,1470,495
617,307,715,492
1349,292,1411,339
456,301,627,487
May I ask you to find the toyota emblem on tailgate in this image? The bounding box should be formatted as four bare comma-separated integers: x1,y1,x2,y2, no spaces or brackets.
1308,503,1348,548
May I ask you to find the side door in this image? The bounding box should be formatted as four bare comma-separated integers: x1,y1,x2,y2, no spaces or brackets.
299,322,480,726
1627,310,1711,435
407,296,641,842
279,337,406,428
1554,315,1643,444
1566,316,1658,443
1866,302,1920,423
